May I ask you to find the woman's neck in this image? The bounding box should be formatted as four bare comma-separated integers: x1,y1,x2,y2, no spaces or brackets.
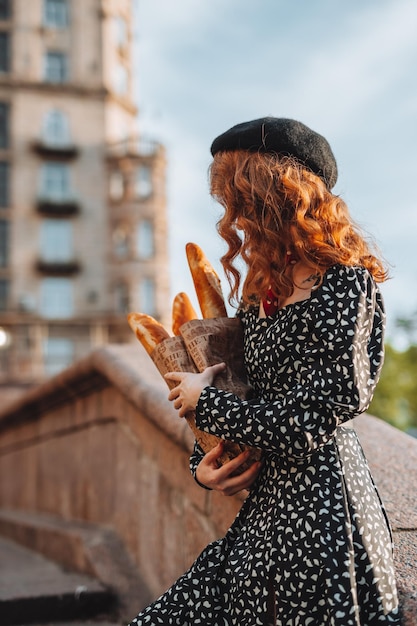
259,262,321,317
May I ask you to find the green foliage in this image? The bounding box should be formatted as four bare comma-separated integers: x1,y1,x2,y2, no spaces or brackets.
369,342,417,431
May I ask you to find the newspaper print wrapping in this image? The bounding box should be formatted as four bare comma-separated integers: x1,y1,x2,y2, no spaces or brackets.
151,318,262,472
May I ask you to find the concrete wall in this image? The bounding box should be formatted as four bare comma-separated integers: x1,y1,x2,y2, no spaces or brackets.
0,344,415,622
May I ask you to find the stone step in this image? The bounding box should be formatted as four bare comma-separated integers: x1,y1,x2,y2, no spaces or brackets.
0,537,116,625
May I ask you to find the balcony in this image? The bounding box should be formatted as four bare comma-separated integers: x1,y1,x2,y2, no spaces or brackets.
106,136,163,160
31,139,79,159
35,258,81,276
36,194,80,216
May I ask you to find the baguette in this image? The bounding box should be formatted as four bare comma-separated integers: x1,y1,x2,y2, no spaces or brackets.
186,242,228,319
127,312,171,355
172,292,198,336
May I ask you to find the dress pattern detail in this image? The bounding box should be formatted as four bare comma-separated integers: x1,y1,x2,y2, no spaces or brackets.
130,265,401,626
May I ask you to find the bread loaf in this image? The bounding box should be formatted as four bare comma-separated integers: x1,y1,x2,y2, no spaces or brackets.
186,242,228,319
172,292,198,335
127,312,171,355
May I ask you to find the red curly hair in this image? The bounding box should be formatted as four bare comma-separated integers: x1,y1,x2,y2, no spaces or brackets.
210,151,388,306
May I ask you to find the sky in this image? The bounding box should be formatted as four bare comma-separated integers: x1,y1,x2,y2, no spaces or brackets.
133,0,417,344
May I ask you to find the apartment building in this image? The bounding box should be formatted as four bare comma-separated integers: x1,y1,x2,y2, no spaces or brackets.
0,0,170,384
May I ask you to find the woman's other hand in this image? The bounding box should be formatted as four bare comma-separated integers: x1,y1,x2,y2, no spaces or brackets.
165,363,226,417
196,442,263,496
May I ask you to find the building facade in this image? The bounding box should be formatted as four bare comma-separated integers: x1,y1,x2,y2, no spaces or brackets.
0,0,170,384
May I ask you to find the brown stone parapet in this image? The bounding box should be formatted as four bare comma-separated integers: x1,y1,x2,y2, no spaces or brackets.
0,344,192,452
0,344,415,623
0,345,228,607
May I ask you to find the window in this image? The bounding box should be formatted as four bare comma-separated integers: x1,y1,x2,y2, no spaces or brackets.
0,278,8,310
114,282,129,313
114,16,127,47
42,109,70,146
139,277,155,315
0,32,9,73
0,161,9,206
135,165,152,198
44,0,68,28
112,226,129,259
136,219,154,259
113,63,128,95
0,0,10,20
40,219,73,262
40,162,70,200
0,102,9,149
0,219,8,267
44,51,67,83
109,170,124,200
43,337,74,376
40,277,73,318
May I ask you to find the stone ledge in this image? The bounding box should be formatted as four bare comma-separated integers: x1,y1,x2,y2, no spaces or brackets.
0,508,152,622
0,536,115,625
392,531,417,625
353,416,417,624
0,344,194,454
353,416,417,531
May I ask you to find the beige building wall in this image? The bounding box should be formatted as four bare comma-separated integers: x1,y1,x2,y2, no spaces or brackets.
0,0,170,384
9,93,108,311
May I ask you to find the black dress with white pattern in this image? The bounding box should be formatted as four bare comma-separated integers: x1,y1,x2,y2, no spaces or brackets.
130,265,401,625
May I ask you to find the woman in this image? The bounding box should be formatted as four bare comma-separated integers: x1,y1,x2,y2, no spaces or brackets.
130,118,401,625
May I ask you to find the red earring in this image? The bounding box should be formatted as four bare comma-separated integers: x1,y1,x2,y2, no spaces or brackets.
263,288,279,316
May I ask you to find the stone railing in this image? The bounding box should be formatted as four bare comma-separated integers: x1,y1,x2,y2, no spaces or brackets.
0,345,415,623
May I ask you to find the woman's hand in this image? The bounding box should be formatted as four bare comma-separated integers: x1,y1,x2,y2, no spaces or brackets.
196,442,263,496
165,363,226,417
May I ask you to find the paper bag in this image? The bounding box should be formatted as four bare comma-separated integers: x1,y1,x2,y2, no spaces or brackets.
151,318,262,472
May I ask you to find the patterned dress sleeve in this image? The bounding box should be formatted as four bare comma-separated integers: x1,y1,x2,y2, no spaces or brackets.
195,265,385,460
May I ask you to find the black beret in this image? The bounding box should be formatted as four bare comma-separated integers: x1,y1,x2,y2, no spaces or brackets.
210,117,338,189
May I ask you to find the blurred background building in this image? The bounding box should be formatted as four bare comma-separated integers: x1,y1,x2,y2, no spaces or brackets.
0,0,170,392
